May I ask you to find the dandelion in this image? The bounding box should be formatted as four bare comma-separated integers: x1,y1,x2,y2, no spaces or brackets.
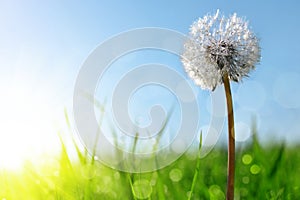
182,9,260,91
182,10,261,200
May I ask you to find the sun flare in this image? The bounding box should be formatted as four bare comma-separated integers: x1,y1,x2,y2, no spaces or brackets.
0,84,60,170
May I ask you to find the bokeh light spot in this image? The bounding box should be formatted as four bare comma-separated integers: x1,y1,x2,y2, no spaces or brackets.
242,154,253,165
169,168,183,182
132,179,152,199
250,164,261,174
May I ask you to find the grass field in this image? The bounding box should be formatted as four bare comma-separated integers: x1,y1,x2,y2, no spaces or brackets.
1,130,299,200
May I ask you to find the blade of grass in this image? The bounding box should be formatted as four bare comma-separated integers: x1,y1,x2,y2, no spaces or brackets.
154,171,166,200
128,173,138,200
57,131,74,174
188,132,202,200
64,108,87,165
268,143,285,178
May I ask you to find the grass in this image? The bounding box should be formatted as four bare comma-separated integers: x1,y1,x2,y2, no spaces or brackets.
0,130,300,200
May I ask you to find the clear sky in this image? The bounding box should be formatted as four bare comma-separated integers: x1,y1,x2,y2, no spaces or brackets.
1,0,300,168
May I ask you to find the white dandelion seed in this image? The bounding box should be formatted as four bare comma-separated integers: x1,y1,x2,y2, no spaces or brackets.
181,9,261,91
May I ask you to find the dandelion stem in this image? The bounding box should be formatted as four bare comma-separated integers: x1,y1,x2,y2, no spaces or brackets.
223,74,235,200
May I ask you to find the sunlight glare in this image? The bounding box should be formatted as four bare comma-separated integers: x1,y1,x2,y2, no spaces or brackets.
0,84,60,170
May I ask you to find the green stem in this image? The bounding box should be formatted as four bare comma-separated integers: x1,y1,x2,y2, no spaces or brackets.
223,74,235,200
187,132,202,200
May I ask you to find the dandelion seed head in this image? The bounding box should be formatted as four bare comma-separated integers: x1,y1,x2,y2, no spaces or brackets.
182,9,261,91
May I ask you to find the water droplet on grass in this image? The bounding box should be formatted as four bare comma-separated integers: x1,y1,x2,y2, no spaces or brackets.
242,154,253,165
169,168,183,182
132,179,152,199
250,164,261,174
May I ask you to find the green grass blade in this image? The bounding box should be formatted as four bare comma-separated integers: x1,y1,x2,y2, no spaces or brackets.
188,132,202,200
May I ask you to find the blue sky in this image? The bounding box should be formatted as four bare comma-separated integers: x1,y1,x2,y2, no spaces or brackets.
1,0,300,166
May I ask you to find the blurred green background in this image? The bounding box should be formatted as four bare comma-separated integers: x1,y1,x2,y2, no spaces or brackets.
0,0,300,199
